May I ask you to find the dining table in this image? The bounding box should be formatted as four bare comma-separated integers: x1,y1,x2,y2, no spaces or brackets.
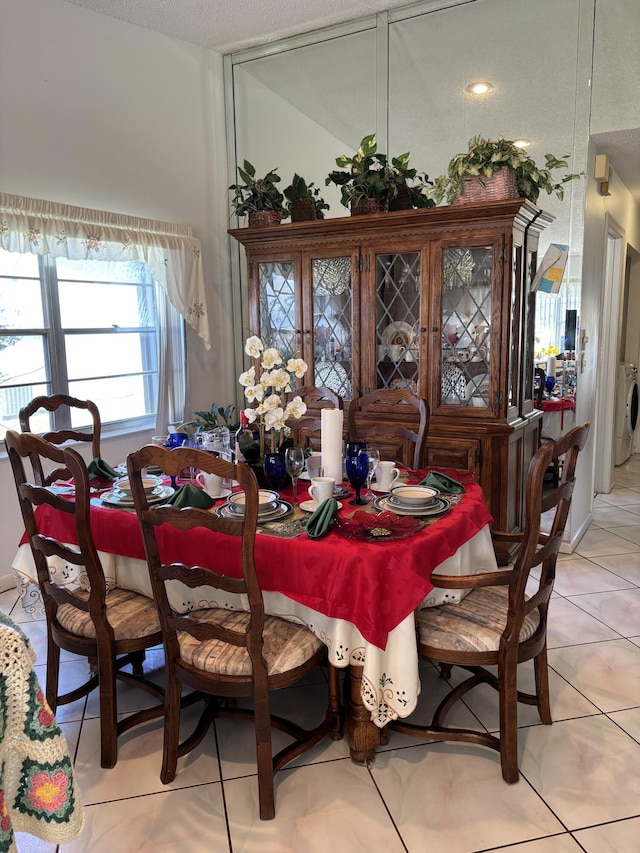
11,466,497,764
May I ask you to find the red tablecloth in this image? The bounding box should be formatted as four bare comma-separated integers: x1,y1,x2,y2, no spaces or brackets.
534,398,576,412
25,479,491,650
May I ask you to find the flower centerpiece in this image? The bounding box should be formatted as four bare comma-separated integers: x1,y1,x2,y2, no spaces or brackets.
239,335,309,460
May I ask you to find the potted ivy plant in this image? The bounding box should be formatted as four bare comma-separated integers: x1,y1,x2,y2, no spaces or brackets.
228,160,286,226
388,152,436,211
283,174,330,221
325,133,395,215
429,135,584,206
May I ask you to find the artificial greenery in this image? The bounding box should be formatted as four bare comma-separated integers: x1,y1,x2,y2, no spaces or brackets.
389,152,436,209
283,173,330,218
183,403,237,433
325,133,395,209
429,135,584,206
228,160,286,218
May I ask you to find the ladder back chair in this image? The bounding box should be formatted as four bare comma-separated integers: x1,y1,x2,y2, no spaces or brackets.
127,444,342,820
286,385,344,452
19,394,102,486
390,423,590,782
348,388,430,470
5,430,164,769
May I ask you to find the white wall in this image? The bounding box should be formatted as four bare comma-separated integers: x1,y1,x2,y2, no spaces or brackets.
0,0,234,582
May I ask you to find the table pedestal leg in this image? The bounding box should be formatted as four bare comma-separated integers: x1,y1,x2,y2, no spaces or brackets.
345,663,381,765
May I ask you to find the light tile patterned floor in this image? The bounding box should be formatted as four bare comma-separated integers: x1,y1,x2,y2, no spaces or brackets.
3,455,640,852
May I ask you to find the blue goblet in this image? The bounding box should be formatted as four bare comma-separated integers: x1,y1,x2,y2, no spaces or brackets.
545,375,556,394
165,432,188,488
345,441,368,506
263,452,288,492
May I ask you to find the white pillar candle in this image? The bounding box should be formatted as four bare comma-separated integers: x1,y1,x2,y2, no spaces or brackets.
546,355,557,378
321,408,344,485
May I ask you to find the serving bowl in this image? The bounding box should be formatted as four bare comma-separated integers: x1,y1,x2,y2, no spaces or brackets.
389,485,439,507
228,489,279,513
114,475,163,498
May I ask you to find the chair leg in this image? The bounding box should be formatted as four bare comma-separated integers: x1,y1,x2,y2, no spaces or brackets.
328,664,343,741
45,635,61,712
499,662,520,784
130,650,146,676
253,691,275,820
160,675,182,785
98,651,118,769
533,647,552,725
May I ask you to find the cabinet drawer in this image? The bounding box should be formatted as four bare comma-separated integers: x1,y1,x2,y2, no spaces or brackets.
426,438,480,473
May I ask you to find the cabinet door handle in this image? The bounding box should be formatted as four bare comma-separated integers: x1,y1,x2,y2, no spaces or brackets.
431,326,439,333
420,327,427,333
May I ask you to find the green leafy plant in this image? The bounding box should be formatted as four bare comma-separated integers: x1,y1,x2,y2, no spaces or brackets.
389,152,435,209
429,135,584,206
283,174,330,219
228,160,286,218
183,403,237,433
325,133,395,209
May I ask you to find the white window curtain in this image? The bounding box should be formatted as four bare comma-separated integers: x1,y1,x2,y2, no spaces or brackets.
0,192,209,431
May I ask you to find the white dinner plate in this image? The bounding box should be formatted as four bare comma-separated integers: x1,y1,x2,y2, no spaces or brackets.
100,485,175,507
217,500,293,522
373,495,452,517
299,500,343,513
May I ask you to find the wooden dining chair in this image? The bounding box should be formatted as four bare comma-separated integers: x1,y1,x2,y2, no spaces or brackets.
5,430,164,769
390,423,590,782
348,388,430,469
286,385,344,451
19,393,102,486
127,444,343,820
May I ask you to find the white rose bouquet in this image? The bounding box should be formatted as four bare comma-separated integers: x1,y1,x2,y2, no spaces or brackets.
239,335,308,456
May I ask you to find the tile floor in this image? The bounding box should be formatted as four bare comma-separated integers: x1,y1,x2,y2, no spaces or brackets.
3,456,640,852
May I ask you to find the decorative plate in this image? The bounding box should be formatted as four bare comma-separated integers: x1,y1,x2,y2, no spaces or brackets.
441,364,466,401
381,321,414,348
315,358,351,398
332,509,424,542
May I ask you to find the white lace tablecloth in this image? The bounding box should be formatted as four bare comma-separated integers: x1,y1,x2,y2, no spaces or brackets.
12,525,497,727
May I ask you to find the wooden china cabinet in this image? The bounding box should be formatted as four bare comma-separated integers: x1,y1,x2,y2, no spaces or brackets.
230,199,552,556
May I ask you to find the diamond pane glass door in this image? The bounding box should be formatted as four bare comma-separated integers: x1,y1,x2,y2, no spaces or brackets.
257,260,296,361
441,247,493,407
375,252,420,392
312,257,353,399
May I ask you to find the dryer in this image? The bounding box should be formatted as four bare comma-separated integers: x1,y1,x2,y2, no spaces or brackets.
615,362,639,465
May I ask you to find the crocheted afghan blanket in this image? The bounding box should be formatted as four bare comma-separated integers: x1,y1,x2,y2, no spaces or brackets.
0,611,84,851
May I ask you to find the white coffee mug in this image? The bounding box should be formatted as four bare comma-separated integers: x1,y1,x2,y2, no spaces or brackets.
305,452,323,479
196,471,224,498
308,477,335,506
375,461,401,491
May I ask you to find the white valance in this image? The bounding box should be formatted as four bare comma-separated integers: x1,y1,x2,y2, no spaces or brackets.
0,192,210,349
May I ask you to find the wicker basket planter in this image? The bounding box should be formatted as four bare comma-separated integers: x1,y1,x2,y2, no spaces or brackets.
388,184,412,211
248,209,282,227
290,199,317,222
350,198,388,216
452,166,519,206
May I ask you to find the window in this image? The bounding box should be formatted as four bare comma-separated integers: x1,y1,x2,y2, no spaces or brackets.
0,248,160,439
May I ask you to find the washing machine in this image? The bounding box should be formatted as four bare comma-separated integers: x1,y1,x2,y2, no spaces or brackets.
615,362,639,465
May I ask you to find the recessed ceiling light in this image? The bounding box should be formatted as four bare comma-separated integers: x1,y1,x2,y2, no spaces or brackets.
466,81,494,95
513,138,531,148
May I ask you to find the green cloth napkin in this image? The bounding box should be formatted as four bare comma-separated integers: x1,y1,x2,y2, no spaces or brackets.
87,458,118,480
305,498,339,539
166,482,214,509
420,471,466,494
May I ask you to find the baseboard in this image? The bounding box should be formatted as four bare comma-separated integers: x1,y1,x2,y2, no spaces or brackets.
0,573,16,593
566,509,593,554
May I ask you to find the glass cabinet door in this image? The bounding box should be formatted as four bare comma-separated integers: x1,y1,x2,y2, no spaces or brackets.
375,251,421,393
440,245,494,409
311,256,354,400
257,260,298,361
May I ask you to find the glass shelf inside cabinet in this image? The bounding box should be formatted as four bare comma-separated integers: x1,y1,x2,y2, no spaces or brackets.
312,257,352,398
441,246,493,407
375,252,420,393
258,260,296,361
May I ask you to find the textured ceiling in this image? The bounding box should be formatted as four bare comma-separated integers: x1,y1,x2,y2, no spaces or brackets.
61,0,414,53
61,0,639,203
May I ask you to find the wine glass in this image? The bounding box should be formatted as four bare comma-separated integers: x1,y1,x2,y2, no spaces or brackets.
285,446,305,506
345,441,368,506
362,447,380,502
